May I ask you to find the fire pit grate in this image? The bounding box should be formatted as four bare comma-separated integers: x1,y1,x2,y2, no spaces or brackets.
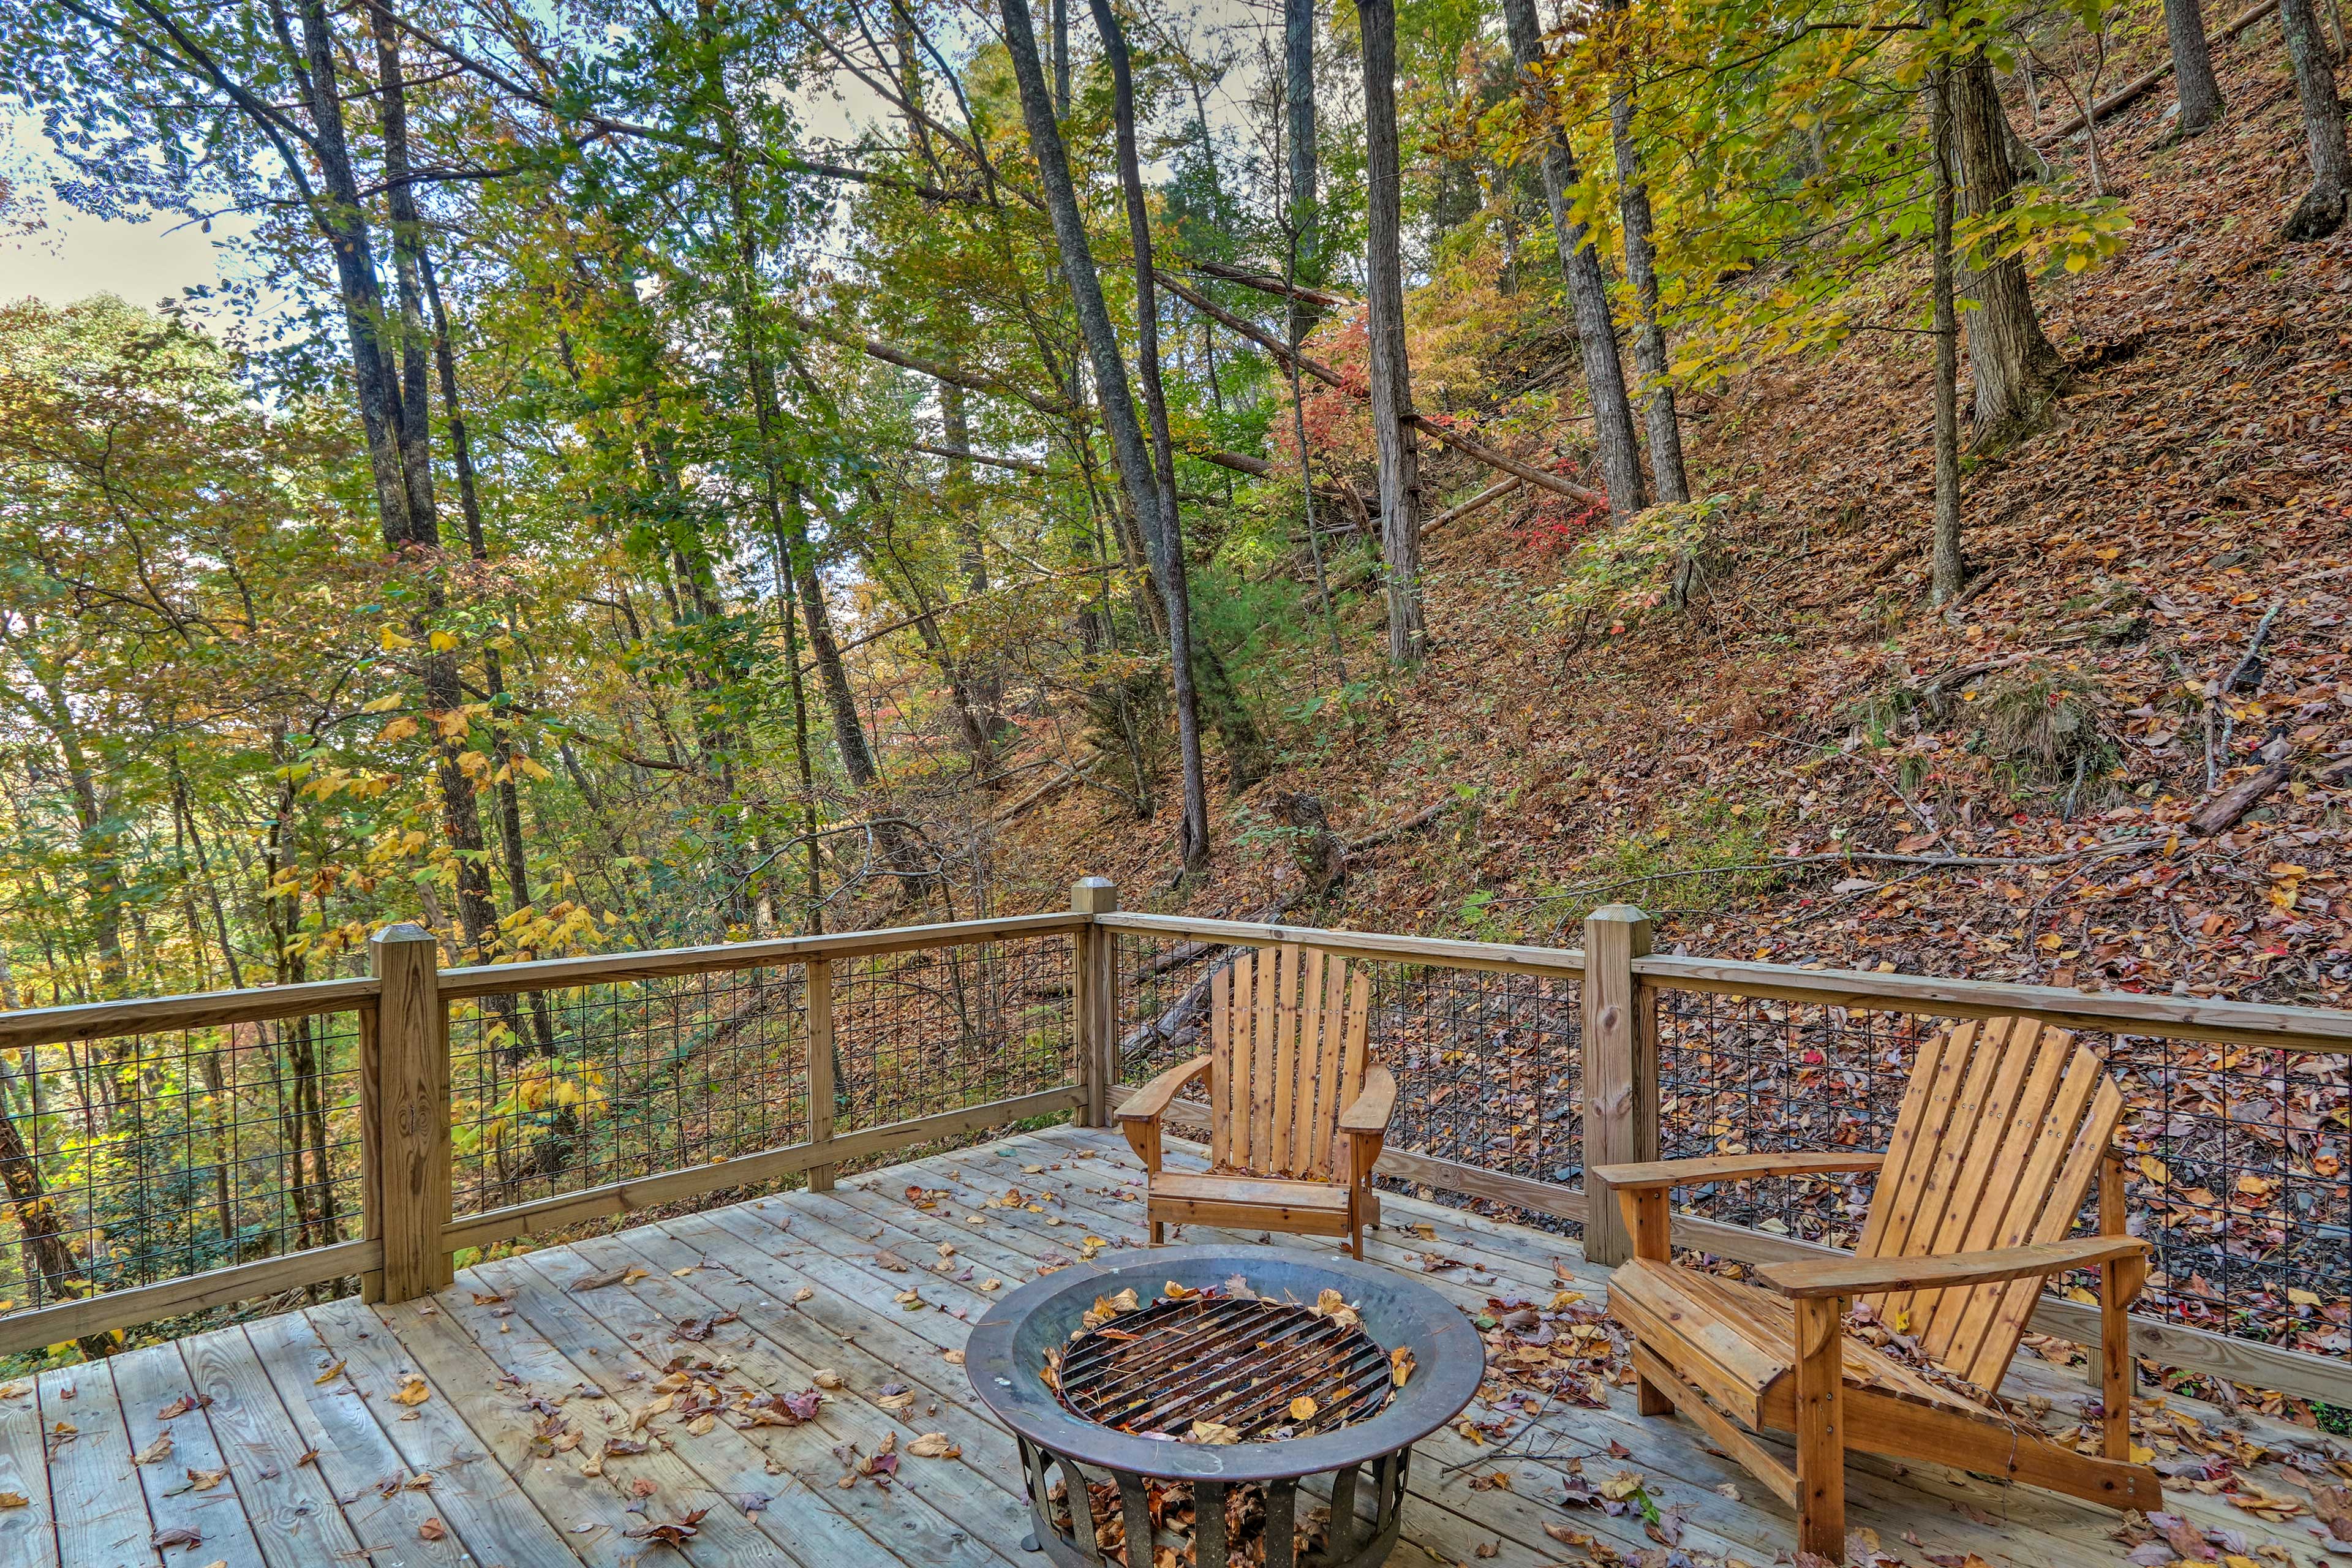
969,1245,1484,1568
1057,1294,1393,1441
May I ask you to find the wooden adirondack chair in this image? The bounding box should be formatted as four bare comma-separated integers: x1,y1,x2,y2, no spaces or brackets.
1593,1014,2160,1554
1115,943,1397,1257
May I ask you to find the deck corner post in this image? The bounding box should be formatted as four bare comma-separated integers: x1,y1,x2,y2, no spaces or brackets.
1581,903,1656,1267
367,922,451,1303
1071,878,1120,1128
807,956,839,1192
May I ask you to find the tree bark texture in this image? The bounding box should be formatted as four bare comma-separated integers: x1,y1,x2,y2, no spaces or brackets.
2278,0,2350,239
1929,62,1966,605
1286,0,1322,344
1951,51,2070,448
1355,0,1428,667
2162,0,2225,135
1600,0,1691,505
1000,0,1212,865
1501,0,1646,513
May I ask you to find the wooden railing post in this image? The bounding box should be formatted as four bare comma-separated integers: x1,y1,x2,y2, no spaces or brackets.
1071,877,1120,1128
806,957,837,1192
366,922,451,1303
1582,904,1656,1267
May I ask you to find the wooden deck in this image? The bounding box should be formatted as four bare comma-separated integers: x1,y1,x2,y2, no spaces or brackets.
0,1126,2328,1568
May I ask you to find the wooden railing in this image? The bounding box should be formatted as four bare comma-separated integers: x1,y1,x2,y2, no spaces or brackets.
1100,897,2352,1409
9,880,2352,1415
0,906,1101,1357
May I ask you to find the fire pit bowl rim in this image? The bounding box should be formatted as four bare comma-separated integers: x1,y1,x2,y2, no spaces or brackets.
964,1243,1484,1482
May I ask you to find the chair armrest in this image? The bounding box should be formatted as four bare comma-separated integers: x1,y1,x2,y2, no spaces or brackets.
1761,1236,2150,1300
1338,1065,1397,1133
1114,1055,1211,1124
1589,1152,1885,1193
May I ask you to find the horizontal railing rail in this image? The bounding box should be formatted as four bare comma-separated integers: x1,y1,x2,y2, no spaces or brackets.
434,910,1091,1000
0,976,382,1049
8,879,2352,1417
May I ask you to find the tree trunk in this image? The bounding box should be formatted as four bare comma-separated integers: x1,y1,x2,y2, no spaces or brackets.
1000,0,1212,867
1929,55,1967,605
1501,0,1646,513
1951,51,2070,449
1600,0,1691,505
2163,0,2225,135
1355,0,1428,667
335,3,500,978
368,16,437,537
421,245,557,1053
1286,0,1322,345
1091,0,1270,795
2279,0,2350,239
0,1085,116,1357
1053,0,1071,114
937,377,1005,748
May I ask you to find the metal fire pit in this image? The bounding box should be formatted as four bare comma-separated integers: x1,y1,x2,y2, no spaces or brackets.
968,1245,1483,1568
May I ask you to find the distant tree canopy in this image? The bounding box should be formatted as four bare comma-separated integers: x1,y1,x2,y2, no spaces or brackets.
0,0,2276,1006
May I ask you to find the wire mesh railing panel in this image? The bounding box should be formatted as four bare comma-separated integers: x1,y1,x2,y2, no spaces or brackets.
830,934,1078,1133
2112,1037,2351,1354
1113,933,1583,1221
448,967,809,1219
1654,990,1927,1250
1368,965,1582,1194
1654,986,2352,1354
0,1011,366,1325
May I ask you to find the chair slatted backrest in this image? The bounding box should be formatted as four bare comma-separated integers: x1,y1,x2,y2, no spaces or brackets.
1856,1015,2127,1389
1207,944,1373,1182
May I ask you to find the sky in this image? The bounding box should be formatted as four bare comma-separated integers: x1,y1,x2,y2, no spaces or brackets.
0,2,1270,318
0,111,252,312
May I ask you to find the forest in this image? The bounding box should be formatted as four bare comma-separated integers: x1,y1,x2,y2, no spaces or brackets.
0,0,2348,1361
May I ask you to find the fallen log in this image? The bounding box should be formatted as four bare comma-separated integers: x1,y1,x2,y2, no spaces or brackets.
1186,258,1359,311
1409,418,1605,508
908,440,1052,477
1425,477,1523,534
2188,748,2294,835
2032,0,2279,147
1159,271,1607,510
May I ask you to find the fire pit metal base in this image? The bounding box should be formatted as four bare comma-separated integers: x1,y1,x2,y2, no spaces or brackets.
968,1245,1482,1568
1014,1433,1409,1568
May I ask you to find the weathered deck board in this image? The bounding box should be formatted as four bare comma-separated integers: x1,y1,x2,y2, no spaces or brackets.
40,1357,155,1566
7,1125,2332,1567
0,1369,58,1568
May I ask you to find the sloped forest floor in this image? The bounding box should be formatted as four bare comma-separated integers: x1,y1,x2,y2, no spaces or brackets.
995,32,2352,1421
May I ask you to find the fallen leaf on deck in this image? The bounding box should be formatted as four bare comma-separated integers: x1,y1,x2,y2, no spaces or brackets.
185,1468,228,1491
157,1394,209,1420
133,1435,173,1464
793,1287,814,1303
151,1526,203,1550
418,1518,447,1542
813,1370,845,1389
312,1361,345,1385
942,1349,965,1365
391,1378,431,1406
573,1265,649,1290
0,1491,28,1509
908,1433,960,1458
